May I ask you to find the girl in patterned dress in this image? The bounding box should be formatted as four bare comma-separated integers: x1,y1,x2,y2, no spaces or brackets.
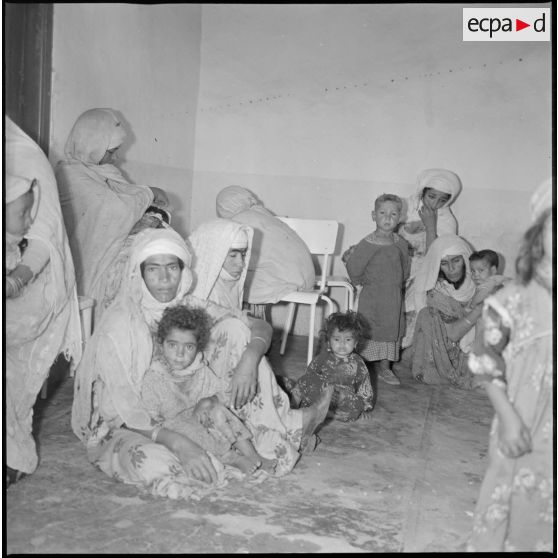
467,179,553,552
142,304,277,476
289,311,375,422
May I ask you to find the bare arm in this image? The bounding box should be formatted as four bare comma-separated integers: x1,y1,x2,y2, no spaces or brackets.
418,205,438,250
483,382,531,458
5,264,34,298
230,317,272,409
444,302,483,343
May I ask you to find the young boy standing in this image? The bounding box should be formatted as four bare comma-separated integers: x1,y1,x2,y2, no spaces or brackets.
345,194,410,385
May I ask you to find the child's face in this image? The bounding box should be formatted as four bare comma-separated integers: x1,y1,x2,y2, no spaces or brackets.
470,259,497,285
372,201,401,233
6,189,35,238
222,248,247,279
422,187,451,211
162,327,198,370
328,327,357,359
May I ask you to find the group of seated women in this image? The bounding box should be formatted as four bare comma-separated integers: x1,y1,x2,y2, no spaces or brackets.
5,109,330,494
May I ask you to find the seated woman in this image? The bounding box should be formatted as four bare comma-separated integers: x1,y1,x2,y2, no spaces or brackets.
398,168,463,348
189,218,333,448
71,227,330,500
56,107,170,321
409,234,499,389
5,117,82,485
215,185,315,317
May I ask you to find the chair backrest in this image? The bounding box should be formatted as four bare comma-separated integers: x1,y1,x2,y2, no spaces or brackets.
278,217,339,288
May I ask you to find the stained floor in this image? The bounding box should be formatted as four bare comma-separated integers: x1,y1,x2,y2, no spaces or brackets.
5,332,493,553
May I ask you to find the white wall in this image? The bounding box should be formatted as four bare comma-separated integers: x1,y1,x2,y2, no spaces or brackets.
192,3,552,333
48,4,552,336
50,3,202,236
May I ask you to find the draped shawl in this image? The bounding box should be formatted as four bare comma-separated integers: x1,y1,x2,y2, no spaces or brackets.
215,186,316,303
55,108,154,310
5,117,82,473
71,227,193,441
413,234,476,314
402,168,462,234
189,218,254,309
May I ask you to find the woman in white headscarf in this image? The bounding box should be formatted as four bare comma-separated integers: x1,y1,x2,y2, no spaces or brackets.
467,179,553,551
56,108,170,321
399,169,463,347
215,185,315,315
409,234,498,389
72,226,329,499
189,219,332,451
5,117,82,485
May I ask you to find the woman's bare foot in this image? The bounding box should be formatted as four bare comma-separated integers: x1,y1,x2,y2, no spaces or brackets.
300,385,334,451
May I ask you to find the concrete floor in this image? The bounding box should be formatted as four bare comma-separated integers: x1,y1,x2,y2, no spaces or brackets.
6,332,493,553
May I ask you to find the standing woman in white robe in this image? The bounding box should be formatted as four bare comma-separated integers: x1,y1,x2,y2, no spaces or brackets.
5,117,82,485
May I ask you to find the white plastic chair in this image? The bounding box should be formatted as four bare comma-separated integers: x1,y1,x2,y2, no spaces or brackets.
277,217,339,365
315,273,355,312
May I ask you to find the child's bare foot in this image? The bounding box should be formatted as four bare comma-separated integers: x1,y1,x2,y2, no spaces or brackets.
259,457,278,474
222,450,261,476
300,385,334,451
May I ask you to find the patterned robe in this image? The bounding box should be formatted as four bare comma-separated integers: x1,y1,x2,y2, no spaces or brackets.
467,279,553,552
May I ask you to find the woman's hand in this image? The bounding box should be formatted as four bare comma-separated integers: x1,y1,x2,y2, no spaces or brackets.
149,186,170,209
470,283,500,307
230,345,259,409
172,434,219,484
497,409,532,458
418,204,437,232
192,396,218,426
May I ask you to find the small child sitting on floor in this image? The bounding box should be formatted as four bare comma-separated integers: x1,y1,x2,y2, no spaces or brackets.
5,175,38,297
289,311,375,422
345,193,411,386
141,304,277,476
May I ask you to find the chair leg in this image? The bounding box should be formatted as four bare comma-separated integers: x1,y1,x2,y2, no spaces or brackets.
307,303,316,365
347,286,356,311
280,302,296,355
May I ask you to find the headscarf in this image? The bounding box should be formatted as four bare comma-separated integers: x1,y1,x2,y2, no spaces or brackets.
404,168,463,235
214,186,316,304
56,108,154,306
72,227,193,440
64,108,127,176
5,174,40,242
216,185,262,219
189,219,253,310
413,234,476,313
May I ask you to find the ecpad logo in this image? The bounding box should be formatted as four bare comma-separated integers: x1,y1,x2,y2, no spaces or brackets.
463,8,550,41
